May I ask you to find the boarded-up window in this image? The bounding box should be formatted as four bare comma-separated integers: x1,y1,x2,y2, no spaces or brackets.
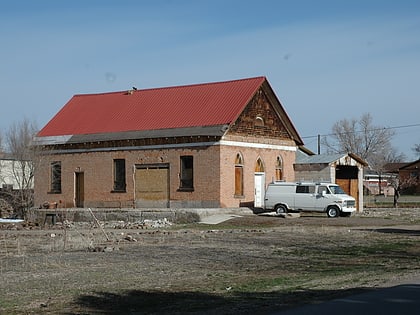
113,159,126,192
179,156,193,190
255,157,264,172
135,164,169,208
50,161,61,193
235,153,244,196
276,156,283,181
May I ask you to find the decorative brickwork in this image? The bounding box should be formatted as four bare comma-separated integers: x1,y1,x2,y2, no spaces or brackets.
228,88,291,140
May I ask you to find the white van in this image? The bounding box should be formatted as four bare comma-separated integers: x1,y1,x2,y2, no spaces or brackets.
264,182,356,217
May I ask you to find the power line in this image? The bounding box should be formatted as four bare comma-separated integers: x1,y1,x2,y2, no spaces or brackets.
301,123,420,139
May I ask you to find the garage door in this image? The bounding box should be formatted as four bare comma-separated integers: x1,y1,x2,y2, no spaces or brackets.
135,164,169,208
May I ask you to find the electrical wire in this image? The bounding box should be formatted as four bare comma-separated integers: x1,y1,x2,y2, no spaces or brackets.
302,123,420,139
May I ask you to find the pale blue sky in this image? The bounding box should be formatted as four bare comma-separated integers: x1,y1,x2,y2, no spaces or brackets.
1,0,419,159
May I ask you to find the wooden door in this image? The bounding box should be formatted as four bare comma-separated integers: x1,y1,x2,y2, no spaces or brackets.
336,178,359,210
75,172,84,208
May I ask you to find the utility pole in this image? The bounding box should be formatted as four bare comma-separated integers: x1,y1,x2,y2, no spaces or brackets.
317,134,321,155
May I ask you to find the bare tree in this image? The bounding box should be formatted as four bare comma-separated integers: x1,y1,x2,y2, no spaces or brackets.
323,113,405,168
1,118,39,217
323,113,406,195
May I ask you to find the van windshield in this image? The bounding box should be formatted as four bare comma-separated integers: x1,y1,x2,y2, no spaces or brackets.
329,185,346,194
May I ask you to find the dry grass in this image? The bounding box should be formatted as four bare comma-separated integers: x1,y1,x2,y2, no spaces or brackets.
1,208,420,314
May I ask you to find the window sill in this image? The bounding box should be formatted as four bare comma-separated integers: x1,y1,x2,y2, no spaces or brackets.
234,195,244,199
111,190,127,193
48,191,62,194
177,187,194,192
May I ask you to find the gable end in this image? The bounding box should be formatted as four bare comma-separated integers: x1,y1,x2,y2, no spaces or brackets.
227,87,296,142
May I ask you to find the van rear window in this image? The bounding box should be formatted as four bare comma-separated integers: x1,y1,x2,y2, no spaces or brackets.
296,185,315,193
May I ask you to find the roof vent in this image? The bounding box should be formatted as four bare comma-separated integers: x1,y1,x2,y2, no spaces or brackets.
126,87,137,95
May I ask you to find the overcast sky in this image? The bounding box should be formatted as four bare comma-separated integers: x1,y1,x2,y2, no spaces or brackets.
1,0,419,159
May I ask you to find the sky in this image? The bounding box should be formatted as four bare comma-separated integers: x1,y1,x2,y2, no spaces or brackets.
1,0,419,159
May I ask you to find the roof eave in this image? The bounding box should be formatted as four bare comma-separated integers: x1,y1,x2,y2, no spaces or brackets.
33,125,229,146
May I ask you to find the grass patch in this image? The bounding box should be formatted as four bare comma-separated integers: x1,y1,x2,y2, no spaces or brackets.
234,276,304,293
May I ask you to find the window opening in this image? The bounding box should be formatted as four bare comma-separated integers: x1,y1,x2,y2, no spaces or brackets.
113,159,126,192
275,156,283,181
318,186,329,194
235,153,244,196
255,157,264,172
296,185,315,194
50,161,62,193
179,156,194,190
255,115,264,127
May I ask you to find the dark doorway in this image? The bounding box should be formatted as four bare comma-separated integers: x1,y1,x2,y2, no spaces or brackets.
75,172,84,208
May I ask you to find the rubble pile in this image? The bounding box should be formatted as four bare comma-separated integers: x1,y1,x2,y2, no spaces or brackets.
49,218,173,230
104,218,173,229
1,217,174,231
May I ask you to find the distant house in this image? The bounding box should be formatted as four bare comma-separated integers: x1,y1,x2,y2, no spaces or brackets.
0,153,33,190
294,149,367,210
33,77,303,209
0,153,34,216
398,159,420,194
361,159,420,197
363,169,396,196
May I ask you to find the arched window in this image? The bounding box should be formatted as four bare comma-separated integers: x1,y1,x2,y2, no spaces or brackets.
255,157,265,172
255,115,265,127
276,156,283,181
234,153,244,196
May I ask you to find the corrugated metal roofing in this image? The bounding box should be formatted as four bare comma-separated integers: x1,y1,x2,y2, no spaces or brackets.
296,152,368,166
295,153,347,164
37,76,266,137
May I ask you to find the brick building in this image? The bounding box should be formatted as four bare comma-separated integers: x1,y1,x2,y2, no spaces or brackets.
398,159,420,194
33,77,303,209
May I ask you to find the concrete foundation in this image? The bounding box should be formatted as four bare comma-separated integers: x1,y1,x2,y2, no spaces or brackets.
28,207,254,225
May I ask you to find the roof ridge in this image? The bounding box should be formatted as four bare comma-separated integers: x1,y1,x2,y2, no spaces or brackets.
73,76,266,97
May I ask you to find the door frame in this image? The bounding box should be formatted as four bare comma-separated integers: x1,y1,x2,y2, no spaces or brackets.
254,172,265,208
75,171,84,208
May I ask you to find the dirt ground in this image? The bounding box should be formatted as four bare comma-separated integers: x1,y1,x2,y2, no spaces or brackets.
1,208,420,314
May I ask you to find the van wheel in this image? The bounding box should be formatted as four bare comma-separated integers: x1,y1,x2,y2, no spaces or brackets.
275,205,287,214
327,206,340,218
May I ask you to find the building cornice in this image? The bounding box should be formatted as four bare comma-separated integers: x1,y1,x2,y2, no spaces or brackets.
41,140,297,155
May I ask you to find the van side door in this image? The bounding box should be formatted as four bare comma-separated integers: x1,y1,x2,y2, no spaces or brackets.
295,185,316,210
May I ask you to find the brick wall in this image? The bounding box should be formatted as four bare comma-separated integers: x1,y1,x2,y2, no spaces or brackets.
219,145,296,207
35,146,222,209
34,142,296,209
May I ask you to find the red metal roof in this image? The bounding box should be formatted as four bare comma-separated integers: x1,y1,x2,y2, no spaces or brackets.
38,76,266,137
